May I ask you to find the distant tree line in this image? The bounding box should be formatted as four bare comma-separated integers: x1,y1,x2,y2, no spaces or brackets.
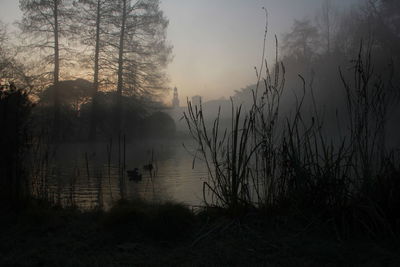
280,0,400,80
234,0,400,145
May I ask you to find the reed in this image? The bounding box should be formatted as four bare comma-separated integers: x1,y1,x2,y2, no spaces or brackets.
184,98,256,212
185,39,400,236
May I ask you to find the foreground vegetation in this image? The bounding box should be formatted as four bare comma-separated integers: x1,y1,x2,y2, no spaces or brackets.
1,199,399,266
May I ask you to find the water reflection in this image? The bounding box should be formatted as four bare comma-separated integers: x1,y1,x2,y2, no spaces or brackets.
35,139,207,210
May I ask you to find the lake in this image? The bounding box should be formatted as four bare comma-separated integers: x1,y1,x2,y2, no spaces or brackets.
31,138,208,210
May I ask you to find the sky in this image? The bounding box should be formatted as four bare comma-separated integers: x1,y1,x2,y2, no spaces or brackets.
0,0,360,103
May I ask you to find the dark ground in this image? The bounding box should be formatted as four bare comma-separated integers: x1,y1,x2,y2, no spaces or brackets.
1,200,399,267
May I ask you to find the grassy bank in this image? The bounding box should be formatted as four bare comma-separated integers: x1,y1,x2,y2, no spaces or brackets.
1,199,399,266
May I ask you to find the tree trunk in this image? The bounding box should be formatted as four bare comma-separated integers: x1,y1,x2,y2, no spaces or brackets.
53,0,60,141
115,0,127,135
89,0,102,141
326,9,331,54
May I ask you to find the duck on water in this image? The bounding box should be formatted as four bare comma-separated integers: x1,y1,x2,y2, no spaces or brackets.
127,168,142,181
127,164,154,181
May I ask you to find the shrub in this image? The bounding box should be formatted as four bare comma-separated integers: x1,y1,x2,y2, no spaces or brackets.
0,83,33,210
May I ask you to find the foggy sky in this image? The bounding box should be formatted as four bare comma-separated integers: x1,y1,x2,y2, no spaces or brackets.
0,0,360,103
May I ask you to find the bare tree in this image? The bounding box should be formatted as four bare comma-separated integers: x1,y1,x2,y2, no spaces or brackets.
0,21,34,91
316,0,339,55
19,0,74,140
121,0,172,99
0,21,12,76
107,0,172,133
73,0,113,140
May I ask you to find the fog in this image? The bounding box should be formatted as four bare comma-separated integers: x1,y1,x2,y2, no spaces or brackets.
1,0,399,198
1,1,400,265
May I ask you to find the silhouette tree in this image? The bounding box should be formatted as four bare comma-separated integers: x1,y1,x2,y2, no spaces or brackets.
369,0,400,61
39,78,93,110
19,0,74,141
0,21,34,91
73,0,113,140
107,0,172,134
0,21,12,75
282,19,320,62
120,0,172,99
316,0,338,55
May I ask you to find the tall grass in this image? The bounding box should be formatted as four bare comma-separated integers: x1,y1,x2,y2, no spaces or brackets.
184,98,256,211
184,40,400,236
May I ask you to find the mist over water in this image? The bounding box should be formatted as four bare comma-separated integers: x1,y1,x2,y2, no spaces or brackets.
34,138,208,210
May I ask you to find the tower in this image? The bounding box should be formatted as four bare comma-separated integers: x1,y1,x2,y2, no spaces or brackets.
172,86,179,108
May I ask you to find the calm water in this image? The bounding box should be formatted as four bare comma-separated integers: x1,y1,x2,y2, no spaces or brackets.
34,138,208,210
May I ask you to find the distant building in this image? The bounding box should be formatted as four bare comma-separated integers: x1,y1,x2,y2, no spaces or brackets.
172,86,179,108
191,95,202,106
